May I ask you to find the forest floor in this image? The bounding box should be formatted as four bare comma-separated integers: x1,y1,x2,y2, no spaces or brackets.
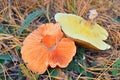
0,0,120,80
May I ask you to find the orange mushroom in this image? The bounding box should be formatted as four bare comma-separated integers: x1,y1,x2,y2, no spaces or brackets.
21,23,76,74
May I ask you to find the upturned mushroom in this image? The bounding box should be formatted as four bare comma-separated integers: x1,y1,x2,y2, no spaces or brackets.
21,23,76,74
55,13,110,50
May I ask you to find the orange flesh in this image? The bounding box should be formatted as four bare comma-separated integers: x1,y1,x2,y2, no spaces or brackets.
49,38,76,68
42,35,56,47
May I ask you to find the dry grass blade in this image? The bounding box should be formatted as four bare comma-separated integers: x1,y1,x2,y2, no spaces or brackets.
0,0,120,80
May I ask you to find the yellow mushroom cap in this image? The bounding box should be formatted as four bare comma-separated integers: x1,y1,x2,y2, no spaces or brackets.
55,13,110,50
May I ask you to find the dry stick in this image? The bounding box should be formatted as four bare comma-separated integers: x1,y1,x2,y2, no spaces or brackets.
23,1,37,13
8,0,16,25
78,63,100,75
11,38,22,56
79,0,92,16
0,41,12,53
46,0,50,22
0,34,13,41
78,62,115,80
5,70,13,80
0,40,19,66
76,73,82,80
0,64,6,80
20,64,37,80
76,76,96,80
53,0,65,12
85,54,96,61
52,76,65,80
79,0,86,16
0,35,21,54
0,64,36,80
47,69,52,80
68,65,96,80
66,0,71,11
3,23,32,32
46,68,65,80
0,64,28,80
11,6,24,22
12,37,22,46
87,67,114,71
98,15,120,49
96,56,119,79
1,45,17,53
77,0,84,15
0,6,9,14
98,14,120,27
2,73,18,76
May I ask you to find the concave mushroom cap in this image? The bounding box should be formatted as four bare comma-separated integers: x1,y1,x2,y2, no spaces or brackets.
21,23,76,74
55,13,110,50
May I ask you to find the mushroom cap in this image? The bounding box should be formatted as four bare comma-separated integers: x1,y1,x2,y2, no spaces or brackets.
49,38,76,68
21,23,76,74
55,13,110,50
